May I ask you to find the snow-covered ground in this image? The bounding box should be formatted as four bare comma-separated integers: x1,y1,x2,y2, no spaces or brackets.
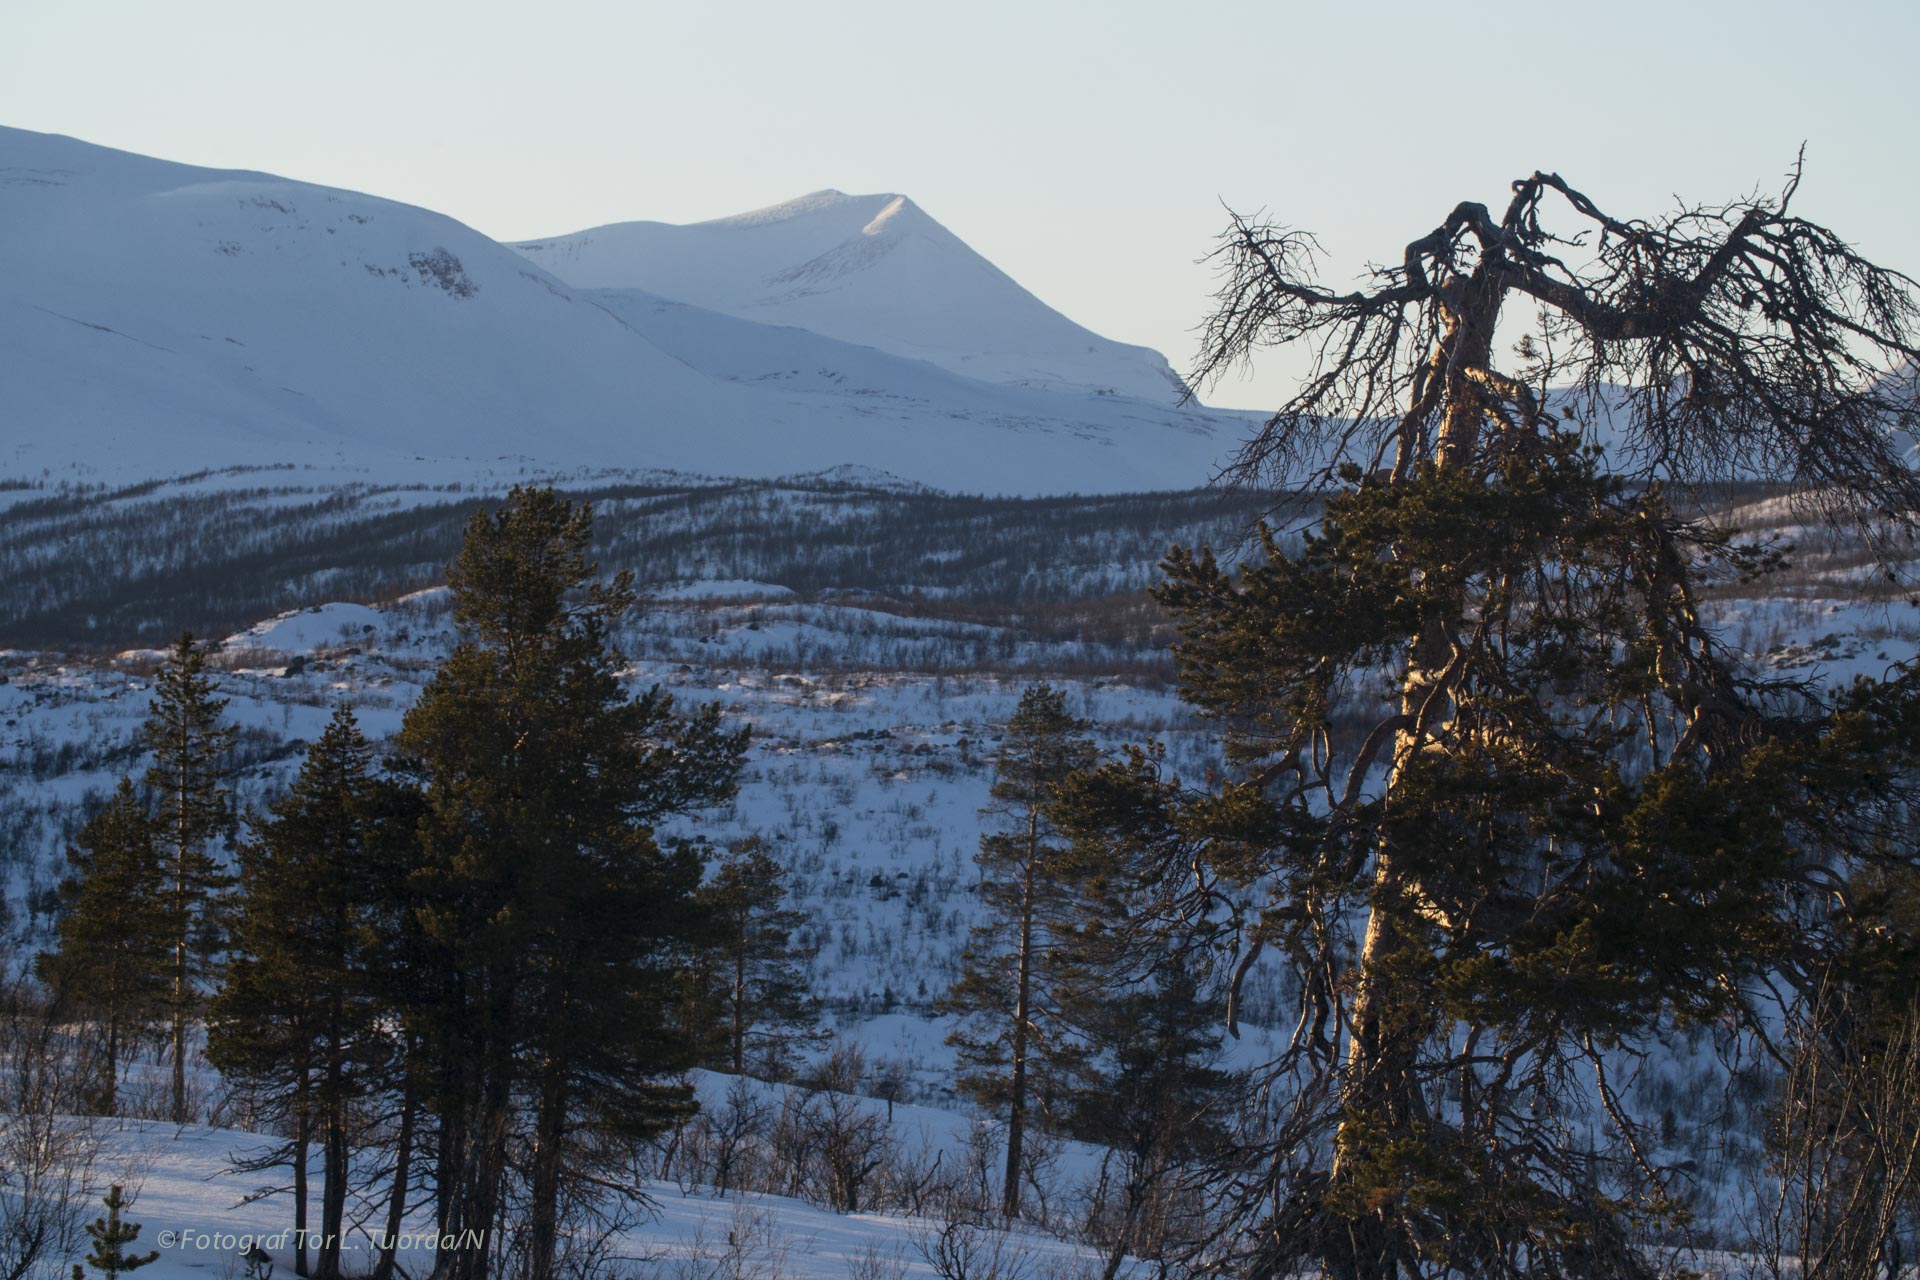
5,535,1918,1273
0,590,1228,1029
7,573,1917,1029
3,592,1213,1274
80,1107,1128,1280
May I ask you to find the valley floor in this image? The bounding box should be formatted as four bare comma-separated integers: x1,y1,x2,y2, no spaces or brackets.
5,540,1918,1276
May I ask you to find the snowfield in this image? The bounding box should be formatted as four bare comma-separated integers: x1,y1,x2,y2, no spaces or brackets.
2,564,1914,1273
0,126,1252,497
85,1109,1130,1280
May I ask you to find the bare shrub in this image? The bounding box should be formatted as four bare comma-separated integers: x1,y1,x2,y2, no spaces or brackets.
0,980,106,1280
678,1077,772,1197
792,1043,892,1214
1749,993,1920,1278
912,1217,1035,1280
845,1240,910,1280
668,1201,791,1280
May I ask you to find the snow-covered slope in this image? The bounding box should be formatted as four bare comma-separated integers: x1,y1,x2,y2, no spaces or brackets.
0,126,743,479
0,128,1239,495
512,189,1190,404
5,568,1902,1265
582,285,1235,448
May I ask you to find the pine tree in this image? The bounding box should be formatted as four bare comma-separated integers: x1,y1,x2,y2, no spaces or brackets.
940,682,1096,1219
209,706,390,1280
143,631,237,1124
1058,971,1233,1279
695,836,825,1079
36,779,169,1115
396,486,746,1280
1109,164,1920,1276
356,772,430,1280
1046,759,1241,1273
77,1185,158,1280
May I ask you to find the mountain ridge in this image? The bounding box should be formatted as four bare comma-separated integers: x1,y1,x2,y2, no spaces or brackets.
511,187,1190,404
0,125,1242,496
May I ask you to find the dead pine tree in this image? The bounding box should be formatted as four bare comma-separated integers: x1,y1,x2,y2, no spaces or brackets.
1113,159,1920,1279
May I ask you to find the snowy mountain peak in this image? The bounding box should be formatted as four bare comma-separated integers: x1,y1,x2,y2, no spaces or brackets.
862,194,915,236
685,187,931,241
0,126,1237,494
513,190,1188,404
700,187,868,228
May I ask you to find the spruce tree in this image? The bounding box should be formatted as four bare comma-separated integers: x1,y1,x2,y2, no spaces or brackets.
940,682,1096,1219
695,836,824,1079
143,631,237,1124
209,706,389,1280
395,486,746,1280
77,1185,158,1280
36,779,169,1115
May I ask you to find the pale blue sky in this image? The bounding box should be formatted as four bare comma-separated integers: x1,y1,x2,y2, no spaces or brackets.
5,0,1915,409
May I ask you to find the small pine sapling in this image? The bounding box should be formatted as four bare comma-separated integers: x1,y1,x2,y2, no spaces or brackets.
77,1185,159,1280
